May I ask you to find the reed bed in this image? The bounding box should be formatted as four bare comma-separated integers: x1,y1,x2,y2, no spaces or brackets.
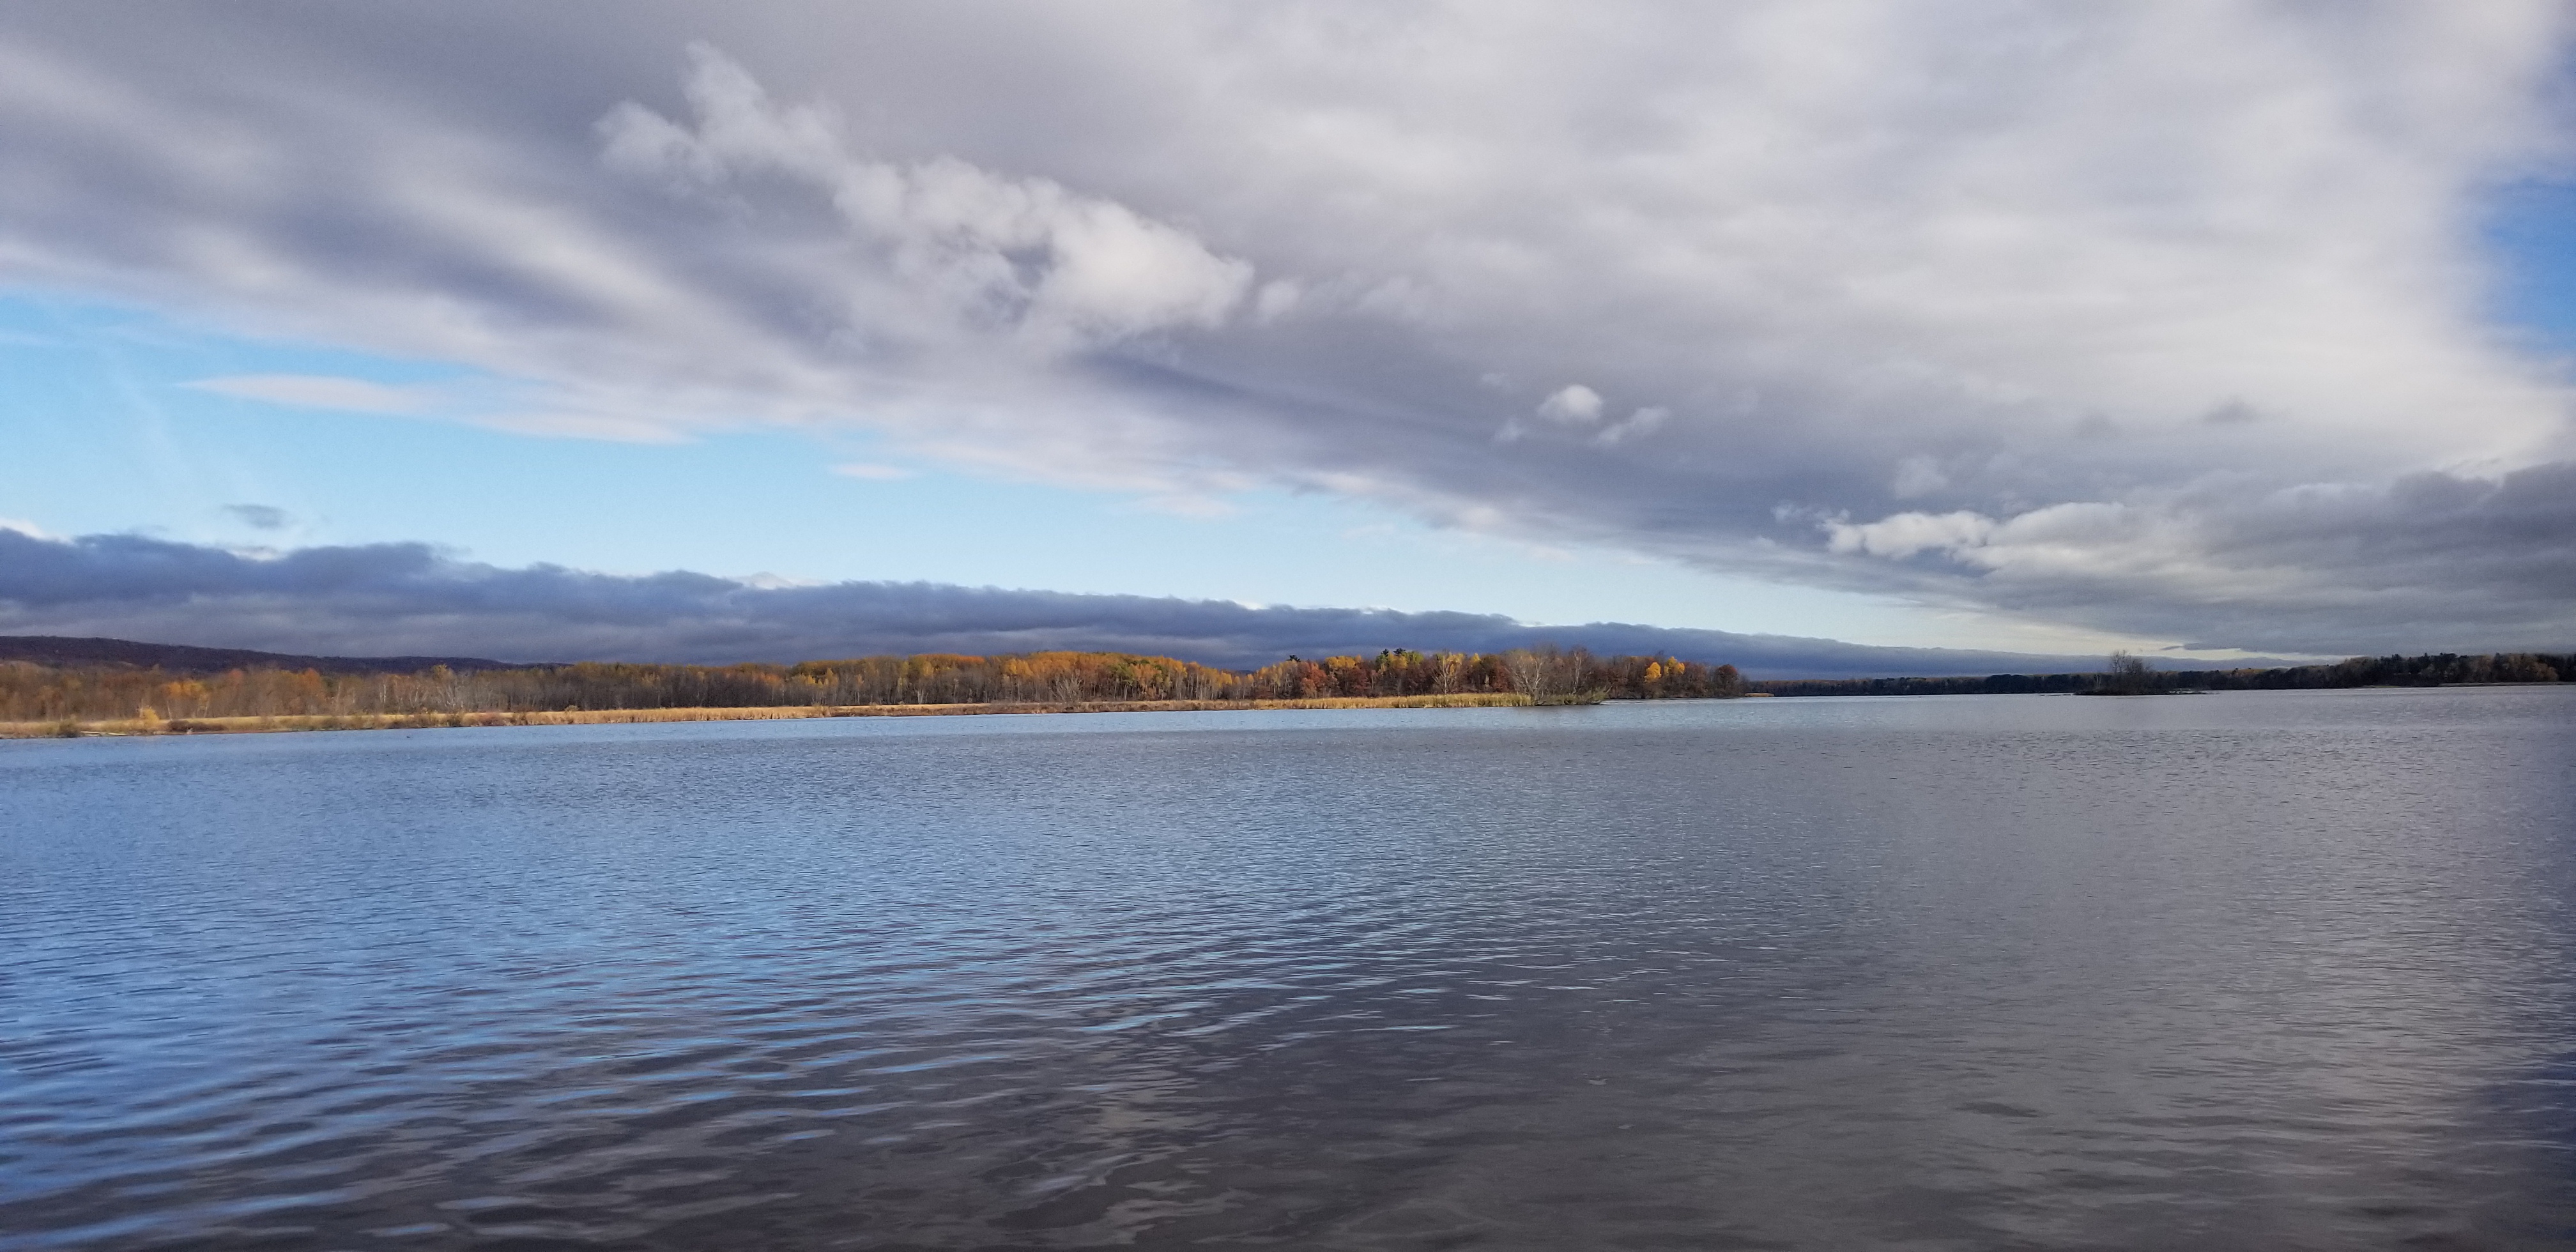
0,692,1532,739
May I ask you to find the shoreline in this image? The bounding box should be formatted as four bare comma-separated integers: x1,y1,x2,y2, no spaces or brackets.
0,692,1535,739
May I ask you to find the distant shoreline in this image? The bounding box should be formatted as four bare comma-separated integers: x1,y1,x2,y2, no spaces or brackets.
9,641,2570,738
0,692,1535,740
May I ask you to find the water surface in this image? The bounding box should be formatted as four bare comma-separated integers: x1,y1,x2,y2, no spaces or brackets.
5,689,2575,1249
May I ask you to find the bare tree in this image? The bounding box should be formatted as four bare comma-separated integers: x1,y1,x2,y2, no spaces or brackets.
1499,646,1606,705
2098,650,2156,696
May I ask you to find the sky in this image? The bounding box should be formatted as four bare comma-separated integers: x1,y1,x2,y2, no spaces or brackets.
3,3,2573,671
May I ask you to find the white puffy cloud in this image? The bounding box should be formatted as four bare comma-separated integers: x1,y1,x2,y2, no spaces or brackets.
1825,510,1997,561
1535,385,1604,425
599,45,1253,353
1,3,2572,651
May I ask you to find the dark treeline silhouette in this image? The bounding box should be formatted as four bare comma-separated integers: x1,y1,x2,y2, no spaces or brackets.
1748,651,2572,698
0,646,1745,722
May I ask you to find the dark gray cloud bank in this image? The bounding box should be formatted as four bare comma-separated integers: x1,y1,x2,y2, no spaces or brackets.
0,530,2138,679
3,4,2573,652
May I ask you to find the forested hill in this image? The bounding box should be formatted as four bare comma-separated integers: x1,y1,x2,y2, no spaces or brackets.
0,635,530,675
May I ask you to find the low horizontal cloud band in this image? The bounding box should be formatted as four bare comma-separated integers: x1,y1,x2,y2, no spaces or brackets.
0,531,2117,679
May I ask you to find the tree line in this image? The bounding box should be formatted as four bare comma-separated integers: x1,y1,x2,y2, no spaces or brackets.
0,647,1747,722
9,644,2559,724
1746,651,2573,698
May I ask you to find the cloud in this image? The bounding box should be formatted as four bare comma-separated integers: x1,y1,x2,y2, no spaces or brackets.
1595,406,1669,447
1254,279,1301,321
0,530,2143,678
597,44,1254,353
1825,510,1997,560
185,374,431,414
1818,461,2576,652
1536,385,1604,425
829,462,914,481
3,6,2573,650
1890,455,1949,498
221,503,291,530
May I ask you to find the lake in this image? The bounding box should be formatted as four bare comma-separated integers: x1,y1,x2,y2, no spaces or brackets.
4,688,2575,1249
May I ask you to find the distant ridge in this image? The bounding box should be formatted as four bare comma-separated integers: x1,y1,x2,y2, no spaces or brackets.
0,636,533,675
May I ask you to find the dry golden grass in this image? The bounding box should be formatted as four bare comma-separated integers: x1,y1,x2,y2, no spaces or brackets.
0,692,1532,739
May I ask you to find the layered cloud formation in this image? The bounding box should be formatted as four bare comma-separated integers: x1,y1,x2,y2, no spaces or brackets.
0,530,2117,679
2,4,2571,650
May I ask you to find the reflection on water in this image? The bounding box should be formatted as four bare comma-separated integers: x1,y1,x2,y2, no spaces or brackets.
4,689,2575,1249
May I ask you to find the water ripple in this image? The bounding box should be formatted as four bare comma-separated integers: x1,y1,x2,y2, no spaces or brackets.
4,690,2575,1248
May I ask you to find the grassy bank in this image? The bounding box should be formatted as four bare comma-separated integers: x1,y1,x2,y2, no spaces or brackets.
0,692,1534,739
